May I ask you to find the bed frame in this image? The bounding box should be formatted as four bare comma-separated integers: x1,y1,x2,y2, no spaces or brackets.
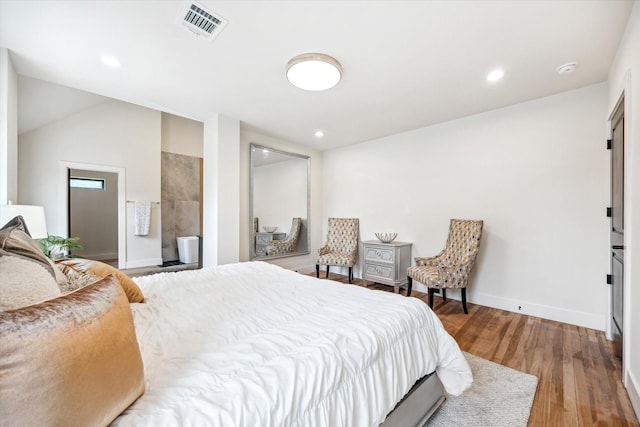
380,372,445,427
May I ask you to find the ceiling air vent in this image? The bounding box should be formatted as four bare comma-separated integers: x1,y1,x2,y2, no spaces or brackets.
181,2,227,41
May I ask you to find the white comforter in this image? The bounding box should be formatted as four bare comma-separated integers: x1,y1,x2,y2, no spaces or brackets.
112,262,471,427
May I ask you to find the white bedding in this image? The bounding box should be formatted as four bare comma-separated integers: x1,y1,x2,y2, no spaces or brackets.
112,261,471,427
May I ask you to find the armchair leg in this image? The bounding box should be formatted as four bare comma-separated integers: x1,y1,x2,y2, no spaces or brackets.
406,277,412,297
348,267,353,284
326,265,330,279
316,264,320,278
428,288,435,309
462,288,468,314
442,288,447,302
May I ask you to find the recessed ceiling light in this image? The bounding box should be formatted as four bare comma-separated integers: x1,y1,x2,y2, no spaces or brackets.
101,55,121,68
287,53,342,91
486,69,504,82
314,130,324,138
556,62,578,75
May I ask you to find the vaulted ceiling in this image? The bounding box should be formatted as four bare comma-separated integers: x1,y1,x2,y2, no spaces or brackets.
0,0,634,149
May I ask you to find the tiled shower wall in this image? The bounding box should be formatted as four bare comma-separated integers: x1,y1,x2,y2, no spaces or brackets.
161,152,201,262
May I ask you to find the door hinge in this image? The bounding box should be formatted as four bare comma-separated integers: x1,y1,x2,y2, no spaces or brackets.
607,274,613,285
607,207,612,217
607,139,612,150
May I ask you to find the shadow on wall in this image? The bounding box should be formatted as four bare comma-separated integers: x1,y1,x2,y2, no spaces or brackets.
161,152,201,262
467,228,508,300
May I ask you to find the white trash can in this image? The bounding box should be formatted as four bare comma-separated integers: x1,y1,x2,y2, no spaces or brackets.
177,236,199,264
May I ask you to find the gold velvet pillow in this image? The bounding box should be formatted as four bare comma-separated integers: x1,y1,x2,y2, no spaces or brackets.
56,258,145,303
0,275,145,426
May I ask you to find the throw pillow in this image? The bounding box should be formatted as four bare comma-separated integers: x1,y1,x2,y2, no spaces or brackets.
0,215,68,284
58,267,102,294
55,258,145,303
0,275,145,426
0,254,62,311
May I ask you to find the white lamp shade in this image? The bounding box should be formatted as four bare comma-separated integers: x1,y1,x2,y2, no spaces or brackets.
0,205,48,239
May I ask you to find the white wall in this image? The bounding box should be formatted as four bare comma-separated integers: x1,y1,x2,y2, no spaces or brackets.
323,83,609,330
161,112,203,157
608,0,640,418
18,99,162,268
240,129,323,273
0,48,18,205
203,114,240,266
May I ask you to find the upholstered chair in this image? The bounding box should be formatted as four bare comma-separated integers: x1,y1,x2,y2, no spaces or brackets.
316,218,359,283
407,219,483,314
265,218,302,256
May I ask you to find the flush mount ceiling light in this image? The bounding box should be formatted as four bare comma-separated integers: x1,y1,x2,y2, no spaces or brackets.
556,62,578,75
100,55,121,68
287,53,342,91
314,130,324,138
486,69,505,82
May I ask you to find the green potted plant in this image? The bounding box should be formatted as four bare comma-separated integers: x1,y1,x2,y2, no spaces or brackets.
38,235,83,260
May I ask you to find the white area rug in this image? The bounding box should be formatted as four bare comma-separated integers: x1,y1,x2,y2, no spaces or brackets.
427,352,538,427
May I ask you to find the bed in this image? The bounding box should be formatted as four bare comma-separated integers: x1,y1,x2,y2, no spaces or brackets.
112,261,472,426
0,216,471,427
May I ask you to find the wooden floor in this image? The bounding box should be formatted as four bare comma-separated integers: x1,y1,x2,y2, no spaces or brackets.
315,272,639,427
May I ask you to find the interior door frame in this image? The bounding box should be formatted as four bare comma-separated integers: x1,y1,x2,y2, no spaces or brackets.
607,74,632,382
58,161,126,269
609,93,624,360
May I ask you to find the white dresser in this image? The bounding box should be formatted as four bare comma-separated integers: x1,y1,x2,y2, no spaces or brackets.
361,240,412,293
255,232,286,257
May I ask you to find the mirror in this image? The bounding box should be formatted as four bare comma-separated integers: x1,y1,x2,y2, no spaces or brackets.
250,144,310,260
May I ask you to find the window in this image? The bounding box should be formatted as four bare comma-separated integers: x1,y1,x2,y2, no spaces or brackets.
70,177,105,190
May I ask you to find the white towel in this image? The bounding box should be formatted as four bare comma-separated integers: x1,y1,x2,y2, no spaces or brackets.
134,201,151,236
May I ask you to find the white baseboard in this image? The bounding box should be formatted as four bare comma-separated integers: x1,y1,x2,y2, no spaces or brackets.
405,280,605,330
293,264,316,275
471,292,605,331
627,369,640,421
125,258,163,269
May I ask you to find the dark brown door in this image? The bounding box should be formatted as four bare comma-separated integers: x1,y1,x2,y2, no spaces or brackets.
610,97,624,359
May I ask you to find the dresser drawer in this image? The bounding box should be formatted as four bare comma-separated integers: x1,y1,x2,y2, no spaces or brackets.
363,262,394,281
363,246,395,264
256,235,272,244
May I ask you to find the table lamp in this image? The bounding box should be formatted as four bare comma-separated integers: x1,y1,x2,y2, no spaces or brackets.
0,204,48,239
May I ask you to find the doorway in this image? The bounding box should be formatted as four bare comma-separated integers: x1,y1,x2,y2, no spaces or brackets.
59,161,126,268
160,152,202,264
69,169,118,263
609,95,624,359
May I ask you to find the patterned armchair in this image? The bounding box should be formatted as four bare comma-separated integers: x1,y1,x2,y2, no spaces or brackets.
265,218,302,256
407,219,483,314
316,218,359,284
